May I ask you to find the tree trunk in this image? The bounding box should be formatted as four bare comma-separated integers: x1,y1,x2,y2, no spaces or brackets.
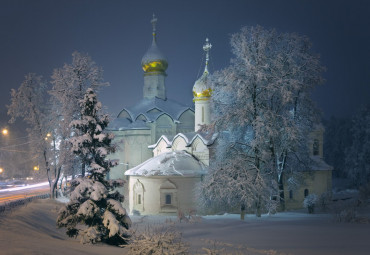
240,203,246,220
278,172,285,211
255,196,262,217
81,162,85,177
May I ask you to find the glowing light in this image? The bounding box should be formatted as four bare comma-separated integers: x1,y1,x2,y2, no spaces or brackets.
33,166,39,171
0,181,49,193
2,129,8,135
45,133,52,140
0,168,3,173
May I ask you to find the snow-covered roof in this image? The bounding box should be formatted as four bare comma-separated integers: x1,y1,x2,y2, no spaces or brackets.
149,131,218,149
125,151,207,177
109,118,149,131
148,135,175,149
109,97,194,131
310,156,333,171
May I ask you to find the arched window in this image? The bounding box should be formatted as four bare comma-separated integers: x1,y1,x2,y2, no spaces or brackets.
133,179,145,212
313,139,319,156
289,190,293,199
160,179,177,213
304,189,309,197
177,109,194,133
165,194,172,205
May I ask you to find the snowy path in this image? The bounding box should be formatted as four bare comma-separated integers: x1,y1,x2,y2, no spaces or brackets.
0,199,121,255
0,199,369,255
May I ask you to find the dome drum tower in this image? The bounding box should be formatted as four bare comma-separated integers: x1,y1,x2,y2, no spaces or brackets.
141,14,168,100
193,38,212,131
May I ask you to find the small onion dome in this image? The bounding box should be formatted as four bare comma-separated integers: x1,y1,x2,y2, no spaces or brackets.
141,40,168,73
193,70,212,100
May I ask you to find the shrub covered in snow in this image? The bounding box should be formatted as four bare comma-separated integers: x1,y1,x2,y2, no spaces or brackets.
126,225,189,255
303,194,318,214
57,88,131,245
318,192,332,212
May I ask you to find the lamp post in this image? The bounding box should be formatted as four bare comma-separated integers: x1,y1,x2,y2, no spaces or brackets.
0,128,8,178
45,132,57,178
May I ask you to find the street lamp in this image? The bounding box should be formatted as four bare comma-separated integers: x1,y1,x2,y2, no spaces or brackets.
2,129,8,136
33,166,39,171
45,133,51,140
0,168,3,174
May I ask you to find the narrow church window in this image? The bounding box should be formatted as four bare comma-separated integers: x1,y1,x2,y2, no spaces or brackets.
289,190,293,199
313,139,319,156
304,189,309,197
165,194,172,205
138,194,141,204
202,106,204,122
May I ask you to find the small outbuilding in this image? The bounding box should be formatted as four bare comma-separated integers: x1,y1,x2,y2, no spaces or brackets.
125,150,206,215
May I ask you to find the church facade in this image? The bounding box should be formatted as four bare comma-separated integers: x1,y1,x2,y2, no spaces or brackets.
109,16,332,215
108,15,195,182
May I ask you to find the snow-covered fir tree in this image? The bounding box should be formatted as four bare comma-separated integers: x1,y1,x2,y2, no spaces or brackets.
201,26,324,216
57,88,131,245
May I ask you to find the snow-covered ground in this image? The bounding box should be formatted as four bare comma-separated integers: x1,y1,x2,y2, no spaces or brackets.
0,199,369,255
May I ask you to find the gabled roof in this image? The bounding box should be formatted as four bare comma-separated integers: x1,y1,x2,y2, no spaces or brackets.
149,131,218,149
148,135,174,149
310,156,334,171
108,119,150,131
119,97,193,121
110,97,194,131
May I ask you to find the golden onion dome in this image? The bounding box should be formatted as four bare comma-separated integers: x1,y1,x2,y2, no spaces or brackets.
141,14,168,73
193,70,212,100
141,40,168,73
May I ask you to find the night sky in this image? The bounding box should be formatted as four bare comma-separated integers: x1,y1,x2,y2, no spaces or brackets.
1,0,370,131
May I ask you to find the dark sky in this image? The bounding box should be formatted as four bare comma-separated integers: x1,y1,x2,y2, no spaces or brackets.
1,0,370,131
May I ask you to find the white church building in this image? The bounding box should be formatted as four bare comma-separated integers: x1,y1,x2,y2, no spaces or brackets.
109,16,332,215
108,15,214,215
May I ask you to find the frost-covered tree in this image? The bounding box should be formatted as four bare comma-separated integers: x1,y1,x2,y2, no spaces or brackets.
7,73,59,195
345,105,370,187
201,134,272,218
50,51,108,177
57,88,130,245
201,26,324,215
323,117,352,178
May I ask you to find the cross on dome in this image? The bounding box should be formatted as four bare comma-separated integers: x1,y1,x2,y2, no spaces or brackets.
151,14,158,40
203,38,212,73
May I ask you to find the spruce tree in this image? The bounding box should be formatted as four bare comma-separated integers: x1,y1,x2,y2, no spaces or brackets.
57,88,131,245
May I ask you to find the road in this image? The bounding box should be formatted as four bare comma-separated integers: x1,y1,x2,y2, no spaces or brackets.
0,181,49,204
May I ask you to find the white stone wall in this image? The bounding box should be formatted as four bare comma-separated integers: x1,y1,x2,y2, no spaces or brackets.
177,109,195,134
153,139,171,157
143,73,166,100
129,176,201,215
194,99,210,131
192,137,209,166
